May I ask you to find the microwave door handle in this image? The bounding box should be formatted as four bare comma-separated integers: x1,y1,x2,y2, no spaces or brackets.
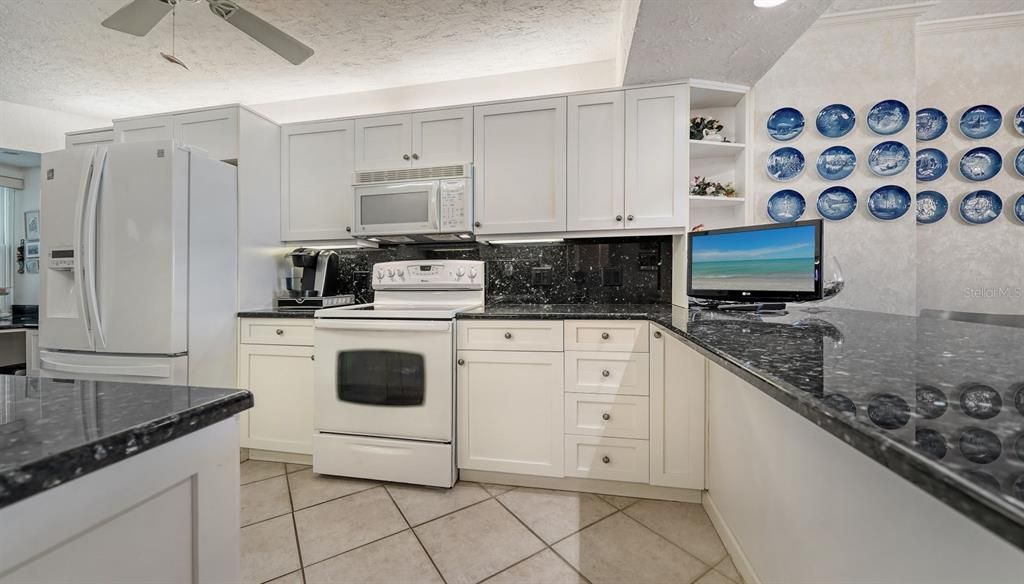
84,147,108,349
73,151,96,346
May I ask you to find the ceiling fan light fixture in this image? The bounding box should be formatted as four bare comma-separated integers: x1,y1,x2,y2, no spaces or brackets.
753,0,788,7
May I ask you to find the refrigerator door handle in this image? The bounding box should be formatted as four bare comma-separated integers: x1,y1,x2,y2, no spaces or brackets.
40,356,172,378
84,147,108,349
73,151,96,346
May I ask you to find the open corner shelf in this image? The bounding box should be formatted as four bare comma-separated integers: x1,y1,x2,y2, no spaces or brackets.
690,195,746,208
689,140,745,159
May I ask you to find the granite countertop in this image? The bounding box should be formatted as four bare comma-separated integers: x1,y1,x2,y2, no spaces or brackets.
0,376,252,509
459,303,1024,551
0,316,38,330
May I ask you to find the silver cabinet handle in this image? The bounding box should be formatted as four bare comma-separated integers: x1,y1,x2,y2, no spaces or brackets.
601,413,610,421
601,332,610,340
601,369,610,377
457,358,465,366
346,226,352,232
504,332,512,339
654,331,662,339
310,354,315,361
627,214,634,221
602,456,611,464
275,329,284,335
403,154,411,160
412,153,420,160
474,221,482,228
615,215,623,221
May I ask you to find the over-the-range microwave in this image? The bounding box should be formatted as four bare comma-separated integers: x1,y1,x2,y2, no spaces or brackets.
351,163,473,244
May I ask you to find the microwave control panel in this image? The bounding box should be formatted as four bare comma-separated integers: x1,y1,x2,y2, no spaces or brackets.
439,179,472,231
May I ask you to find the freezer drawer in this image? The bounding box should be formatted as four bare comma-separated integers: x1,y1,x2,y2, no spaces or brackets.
39,351,188,385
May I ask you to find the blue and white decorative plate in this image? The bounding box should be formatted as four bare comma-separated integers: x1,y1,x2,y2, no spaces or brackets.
959,147,1002,181
916,148,948,182
1014,147,1024,178
868,141,910,176
816,104,856,138
916,108,948,141
916,191,948,225
817,186,857,221
766,147,805,181
1015,105,1024,137
868,185,911,220
960,190,1002,224
767,108,805,141
1014,193,1024,224
867,100,909,135
816,146,856,180
767,189,806,223
959,105,1002,139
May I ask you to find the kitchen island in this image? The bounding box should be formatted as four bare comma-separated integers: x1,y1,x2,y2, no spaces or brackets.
0,375,252,583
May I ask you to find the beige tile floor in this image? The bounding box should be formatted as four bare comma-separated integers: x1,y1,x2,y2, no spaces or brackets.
240,460,745,584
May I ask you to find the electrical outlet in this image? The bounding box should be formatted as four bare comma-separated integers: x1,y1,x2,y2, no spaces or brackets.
531,266,554,286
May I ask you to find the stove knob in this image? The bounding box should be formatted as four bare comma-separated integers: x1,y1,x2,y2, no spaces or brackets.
376,269,384,281
387,268,395,279
396,268,404,279
469,267,478,279
456,267,465,279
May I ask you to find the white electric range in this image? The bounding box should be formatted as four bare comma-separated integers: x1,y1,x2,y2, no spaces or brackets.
311,260,484,487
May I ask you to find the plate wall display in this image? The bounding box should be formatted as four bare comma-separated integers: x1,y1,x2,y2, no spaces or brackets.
959,147,1002,182
816,104,856,138
816,146,856,180
867,185,911,220
959,190,1002,224
1014,193,1024,223
767,107,805,141
867,99,909,135
1015,105,1024,136
916,108,948,141
817,186,857,221
766,147,805,181
868,141,910,176
767,189,806,223
915,148,948,182
916,191,948,224
959,105,1001,139
1015,147,1024,177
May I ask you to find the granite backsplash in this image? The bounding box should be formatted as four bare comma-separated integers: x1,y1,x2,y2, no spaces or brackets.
322,236,672,305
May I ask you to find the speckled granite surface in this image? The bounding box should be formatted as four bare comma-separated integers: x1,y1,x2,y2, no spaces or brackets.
0,376,252,509
459,303,1024,550
238,310,315,318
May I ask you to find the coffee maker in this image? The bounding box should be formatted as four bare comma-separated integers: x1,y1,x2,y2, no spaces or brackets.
275,248,355,311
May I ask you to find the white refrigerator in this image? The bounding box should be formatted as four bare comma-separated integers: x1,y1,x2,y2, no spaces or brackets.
39,141,238,387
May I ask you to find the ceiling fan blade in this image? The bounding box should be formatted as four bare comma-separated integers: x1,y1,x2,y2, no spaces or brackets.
101,0,172,37
210,1,314,65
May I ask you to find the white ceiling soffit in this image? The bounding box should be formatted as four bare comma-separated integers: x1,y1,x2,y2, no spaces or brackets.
0,0,622,120
621,0,834,87
827,0,1024,21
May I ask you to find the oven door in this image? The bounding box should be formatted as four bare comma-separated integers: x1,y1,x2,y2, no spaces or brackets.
314,319,453,442
352,181,439,237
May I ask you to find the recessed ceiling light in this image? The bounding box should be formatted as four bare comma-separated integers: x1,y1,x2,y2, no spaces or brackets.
754,0,788,7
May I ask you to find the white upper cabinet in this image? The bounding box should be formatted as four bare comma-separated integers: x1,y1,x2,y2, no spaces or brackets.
114,115,174,143
625,85,689,229
173,107,240,161
567,91,625,232
473,97,567,235
280,120,355,241
354,107,472,170
66,128,115,149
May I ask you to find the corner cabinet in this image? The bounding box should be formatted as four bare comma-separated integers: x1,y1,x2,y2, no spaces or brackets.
238,319,316,455
624,85,689,229
280,120,356,241
649,323,705,489
473,98,567,234
354,108,472,170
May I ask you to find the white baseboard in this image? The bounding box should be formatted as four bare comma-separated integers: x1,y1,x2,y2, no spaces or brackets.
459,469,701,503
247,449,313,465
703,491,761,584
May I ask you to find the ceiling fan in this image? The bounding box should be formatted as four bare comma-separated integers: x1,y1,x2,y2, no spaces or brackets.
101,0,314,65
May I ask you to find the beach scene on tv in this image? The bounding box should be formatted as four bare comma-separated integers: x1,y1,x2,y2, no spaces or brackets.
690,225,817,292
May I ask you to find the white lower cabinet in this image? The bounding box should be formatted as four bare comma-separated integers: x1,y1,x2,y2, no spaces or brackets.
564,435,650,483
238,319,315,454
456,349,564,477
649,324,706,489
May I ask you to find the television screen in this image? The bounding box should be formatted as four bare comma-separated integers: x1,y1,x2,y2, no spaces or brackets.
688,220,822,302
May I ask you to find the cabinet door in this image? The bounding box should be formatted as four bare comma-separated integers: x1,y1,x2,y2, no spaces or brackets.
473,98,567,234
66,129,114,149
280,120,355,241
649,325,705,489
173,107,239,161
354,114,412,170
238,344,315,454
114,115,174,143
567,92,624,231
625,85,688,229
457,350,563,477
411,107,473,167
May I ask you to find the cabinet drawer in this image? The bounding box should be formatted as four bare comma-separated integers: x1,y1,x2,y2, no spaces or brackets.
565,351,649,396
564,393,649,439
564,320,649,352
457,320,563,351
239,318,314,346
564,435,649,483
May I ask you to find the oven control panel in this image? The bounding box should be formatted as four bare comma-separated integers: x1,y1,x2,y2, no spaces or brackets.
373,260,484,290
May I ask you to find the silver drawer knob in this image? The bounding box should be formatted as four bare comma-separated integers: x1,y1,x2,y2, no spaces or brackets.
601,332,609,340
615,215,623,221
457,358,465,366
602,456,610,464
412,153,420,160
310,355,315,361
275,329,284,335
627,214,634,221
601,369,610,377
653,331,662,339
403,154,411,160
602,413,610,421
504,332,512,339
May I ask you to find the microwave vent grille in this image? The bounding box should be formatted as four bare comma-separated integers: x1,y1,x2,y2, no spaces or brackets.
353,164,468,185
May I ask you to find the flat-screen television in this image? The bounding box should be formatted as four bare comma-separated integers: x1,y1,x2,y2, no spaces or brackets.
687,220,823,303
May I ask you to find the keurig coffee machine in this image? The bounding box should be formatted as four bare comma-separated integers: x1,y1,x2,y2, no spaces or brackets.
275,248,355,311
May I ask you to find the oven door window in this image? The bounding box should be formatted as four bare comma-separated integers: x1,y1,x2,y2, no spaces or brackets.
336,350,425,406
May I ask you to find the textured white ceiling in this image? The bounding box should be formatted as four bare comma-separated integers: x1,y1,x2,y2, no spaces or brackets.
0,0,622,120
828,0,1024,20
622,0,834,87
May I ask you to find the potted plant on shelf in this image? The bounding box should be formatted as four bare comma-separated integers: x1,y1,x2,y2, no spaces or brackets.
690,176,737,198
690,117,727,141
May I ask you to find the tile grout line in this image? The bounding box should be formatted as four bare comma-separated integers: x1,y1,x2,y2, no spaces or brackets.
711,556,743,584
489,493,594,584
619,505,724,574
382,485,450,584
290,481,380,514
282,470,307,584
